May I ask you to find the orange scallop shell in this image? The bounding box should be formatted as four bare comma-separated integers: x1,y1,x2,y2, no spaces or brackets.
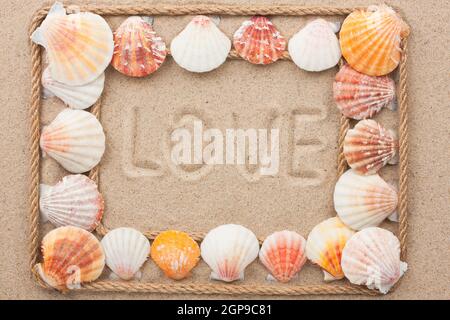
340,5,410,76
259,230,307,283
306,217,355,281
150,230,200,280
35,226,105,292
233,16,286,64
111,16,167,77
333,64,396,120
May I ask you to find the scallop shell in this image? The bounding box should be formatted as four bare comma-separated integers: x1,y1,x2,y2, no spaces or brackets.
35,226,105,292
333,64,396,120
42,67,105,110
40,174,103,231
233,16,287,64
306,217,355,281
101,227,150,280
288,19,341,72
170,15,231,73
344,119,398,175
259,230,307,283
111,16,167,77
150,230,200,280
340,5,410,76
40,108,106,173
201,224,259,282
334,169,398,230
30,2,114,85
341,227,407,294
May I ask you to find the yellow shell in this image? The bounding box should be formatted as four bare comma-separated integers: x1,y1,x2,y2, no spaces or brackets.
306,217,355,281
35,226,105,292
340,5,410,76
31,2,114,85
150,230,200,280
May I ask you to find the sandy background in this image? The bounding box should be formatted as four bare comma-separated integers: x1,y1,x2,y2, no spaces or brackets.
0,0,449,299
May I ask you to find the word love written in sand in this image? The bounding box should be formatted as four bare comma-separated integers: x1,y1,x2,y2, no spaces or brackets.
122,107,331,184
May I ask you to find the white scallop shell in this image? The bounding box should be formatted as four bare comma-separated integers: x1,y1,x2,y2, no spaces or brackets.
101,227,150,280
341,227,407,294
42,67,105,110
288,19,341,72
201,224,259,282
40,108,106,173
40,174,103,231
31,2,114,85
334,169,398,230
170,15,231,73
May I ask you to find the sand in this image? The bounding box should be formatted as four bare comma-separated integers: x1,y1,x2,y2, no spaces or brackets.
0,0,449,300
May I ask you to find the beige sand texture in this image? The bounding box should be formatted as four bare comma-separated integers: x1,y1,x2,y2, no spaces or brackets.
0,0,449,299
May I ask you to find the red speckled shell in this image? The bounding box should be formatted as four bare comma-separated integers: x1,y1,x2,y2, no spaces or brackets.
36,226,105,292
333,64,396,120
344,119,398,175
233,16,286,64
112,16,167,77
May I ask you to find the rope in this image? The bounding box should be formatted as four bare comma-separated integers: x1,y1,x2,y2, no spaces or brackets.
46,4,360,16
27,3,409,296
337,115,350,177
80,281,377,296
397,39,409,260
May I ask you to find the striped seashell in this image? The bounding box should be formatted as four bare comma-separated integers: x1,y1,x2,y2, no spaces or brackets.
341,227,407,294
259,230,307,283
151,230,200,280
340,5,410,76
101,228,150,281
35,226,105,292
344,119,398,175
40,108,106,174
40,174,103,231
170,16,231,73
306,217,355,281
111,16,167,77
334,169,398,230
42,67,105,110
233,16,287,65
333,64,397,120
201,224,259,282
31,2,114,85
288,19,341,72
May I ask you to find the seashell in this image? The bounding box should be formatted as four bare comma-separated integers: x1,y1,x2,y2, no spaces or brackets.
201,224,259,282
288,19,341,72
333,64,397,120
340,5,410,76
334,169,398,230
35,226,105,292
40,174,103,231
306,217,355,281
111,16,167,77
150,230,200,280
31,2,114,85
344,119,398,175
233,16,287,65
341,227,407,294
259,230,307,283
170,15,231,73
42,67,105,110
40,108,106,173
101,227,150,281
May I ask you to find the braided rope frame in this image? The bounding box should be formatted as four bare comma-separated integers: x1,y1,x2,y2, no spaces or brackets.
28,3,409,296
